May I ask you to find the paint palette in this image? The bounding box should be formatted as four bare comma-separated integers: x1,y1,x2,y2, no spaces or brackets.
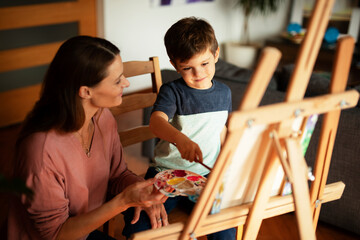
154,170,207,202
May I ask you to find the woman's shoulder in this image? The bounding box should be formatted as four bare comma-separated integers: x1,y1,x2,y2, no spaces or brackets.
17,131,53,174
96,108,116,126
22,131,48,150
94,108,118,136
23,130,73,156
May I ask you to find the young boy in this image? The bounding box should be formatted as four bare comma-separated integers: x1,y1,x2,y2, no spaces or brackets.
122,17,235,239
150,16,232,176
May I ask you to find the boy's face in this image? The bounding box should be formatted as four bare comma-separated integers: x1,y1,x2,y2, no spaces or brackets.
171,47,219,90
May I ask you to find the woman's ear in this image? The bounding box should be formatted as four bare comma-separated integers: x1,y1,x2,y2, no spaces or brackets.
78,86,91,99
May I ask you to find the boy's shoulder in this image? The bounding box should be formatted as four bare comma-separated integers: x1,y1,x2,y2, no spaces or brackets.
163,78,230,90
163,77,184,86
160,78,231,99
212,78,231,90
161,78,187,91
211,78,232,97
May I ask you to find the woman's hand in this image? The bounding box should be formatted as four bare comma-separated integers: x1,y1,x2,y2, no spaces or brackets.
120,179,169,228
120,179,167,208
57,179,166,240
131,204,169,228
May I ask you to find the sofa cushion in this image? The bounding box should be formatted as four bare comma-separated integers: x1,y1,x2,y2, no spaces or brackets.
305,107,360,235
277,64,333,96
215,78,285,111
161,69,181,84
215,58,278,90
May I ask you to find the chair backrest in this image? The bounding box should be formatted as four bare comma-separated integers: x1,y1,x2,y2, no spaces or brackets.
104,56,162,238
109,56,162,147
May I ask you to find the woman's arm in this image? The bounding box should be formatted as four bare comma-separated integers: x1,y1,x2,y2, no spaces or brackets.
56,179,165,240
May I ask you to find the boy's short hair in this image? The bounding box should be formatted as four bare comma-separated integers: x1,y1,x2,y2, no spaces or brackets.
164,17,218,63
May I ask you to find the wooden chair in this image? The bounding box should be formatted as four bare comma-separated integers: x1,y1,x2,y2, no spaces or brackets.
105,56,163,237
131,0,359,239
109,56,162,148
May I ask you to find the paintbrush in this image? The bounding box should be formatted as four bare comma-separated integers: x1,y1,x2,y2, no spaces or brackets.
196,160,212,171
170,142,212,171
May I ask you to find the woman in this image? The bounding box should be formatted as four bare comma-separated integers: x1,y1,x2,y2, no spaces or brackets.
8,36,168,240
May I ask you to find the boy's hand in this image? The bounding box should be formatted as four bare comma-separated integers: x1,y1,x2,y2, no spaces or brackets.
174,135,203,163
149,111,203,163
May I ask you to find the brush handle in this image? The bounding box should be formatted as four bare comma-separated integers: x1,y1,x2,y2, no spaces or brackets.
196,160,212,171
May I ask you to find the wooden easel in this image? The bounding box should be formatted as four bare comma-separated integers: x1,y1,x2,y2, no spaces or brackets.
177,42,357,240
242,0,355,238
131,0,359,239
131,53,358,239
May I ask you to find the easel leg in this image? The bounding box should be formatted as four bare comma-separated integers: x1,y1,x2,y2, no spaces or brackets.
243,148,281,240
285,138,316,240
309,36,355,229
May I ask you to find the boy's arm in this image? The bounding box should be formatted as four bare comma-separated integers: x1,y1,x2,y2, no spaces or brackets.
149,111,203,162
220,125,227,146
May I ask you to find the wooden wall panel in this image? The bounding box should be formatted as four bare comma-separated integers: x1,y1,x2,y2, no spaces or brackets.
0,42,62,72
0,0,96,33
0,85,42,127
0,0,97,127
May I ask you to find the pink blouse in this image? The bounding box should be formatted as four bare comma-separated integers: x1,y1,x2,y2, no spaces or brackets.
8,108,142,240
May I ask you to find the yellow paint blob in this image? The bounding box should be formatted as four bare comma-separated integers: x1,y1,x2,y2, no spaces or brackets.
167,177,185,185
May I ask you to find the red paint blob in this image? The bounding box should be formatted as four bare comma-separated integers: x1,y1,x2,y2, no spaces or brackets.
173,170,186,177
187,176,201,181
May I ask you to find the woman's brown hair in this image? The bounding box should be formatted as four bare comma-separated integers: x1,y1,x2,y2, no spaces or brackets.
16,36,120,146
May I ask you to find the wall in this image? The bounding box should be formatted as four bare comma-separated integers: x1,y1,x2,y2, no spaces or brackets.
102,0,290,92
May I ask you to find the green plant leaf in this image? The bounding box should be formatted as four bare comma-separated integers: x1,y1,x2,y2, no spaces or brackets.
237,0,284,17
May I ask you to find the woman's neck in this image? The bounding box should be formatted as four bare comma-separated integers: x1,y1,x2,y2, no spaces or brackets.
76,109,96,157
81,100,99,131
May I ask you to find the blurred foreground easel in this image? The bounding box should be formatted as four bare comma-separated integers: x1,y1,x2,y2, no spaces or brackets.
132,0,359,239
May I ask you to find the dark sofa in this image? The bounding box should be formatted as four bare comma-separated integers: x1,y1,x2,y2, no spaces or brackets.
143,59,360,235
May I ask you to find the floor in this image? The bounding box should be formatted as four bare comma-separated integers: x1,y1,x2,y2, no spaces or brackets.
1,109,359,240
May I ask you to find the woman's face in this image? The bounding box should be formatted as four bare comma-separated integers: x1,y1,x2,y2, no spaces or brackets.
89,54,129,108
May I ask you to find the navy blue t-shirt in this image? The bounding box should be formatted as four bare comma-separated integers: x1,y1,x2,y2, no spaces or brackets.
152,78,232,175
